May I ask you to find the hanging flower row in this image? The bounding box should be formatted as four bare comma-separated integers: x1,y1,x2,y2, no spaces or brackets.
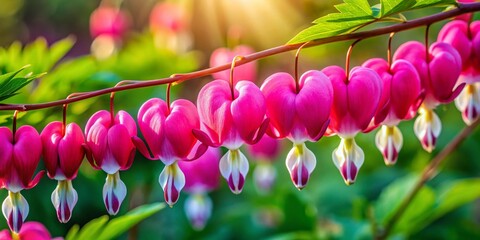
0,11,479,234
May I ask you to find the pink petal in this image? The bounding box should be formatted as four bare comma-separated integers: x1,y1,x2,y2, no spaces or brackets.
246,134,281,161
85,110,111,135
260,72,296,138
108,125,135,170
348,67,382,131
40,122,63,179
197,80,234,145
393,41,429,88
178,146,221,192
295,70,333,141
429,42,462,103
437,20,471,65
85,121,108,168
390,60,422,119
231,81,266,142
58,123,85,180
165,99,200,159
19,222,52,240
115,110,137,137
322,66,349,134
0,127,13,183
137,98,169,159
13,126,42,189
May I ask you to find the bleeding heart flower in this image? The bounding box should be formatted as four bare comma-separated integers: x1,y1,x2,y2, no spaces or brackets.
0,221,61,240
394,41,463,151
210,45,257,85
322,66,382,184
90,6,130,40
261,71,332,189
178,146,220,230
438,20,480,125
246,135,281,193
41,121,85,223
85,110,138,215
0,126,44,233
150,2,187,34
138,98,204,206
362,58,422,165
196,80,267,194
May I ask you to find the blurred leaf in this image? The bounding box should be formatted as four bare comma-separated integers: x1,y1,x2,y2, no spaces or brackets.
0,37,75,74
97,203,165,240
403,178,480,235
67,215,109,240
65,203,164,240
374,175,418,222
433,178,480,218
0,65,44,102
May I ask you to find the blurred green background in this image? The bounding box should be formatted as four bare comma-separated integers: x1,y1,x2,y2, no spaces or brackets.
0,0,480,239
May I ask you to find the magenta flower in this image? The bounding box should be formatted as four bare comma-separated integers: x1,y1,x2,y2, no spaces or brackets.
210,45,257,85
41,121,85,223
85,110,138,215
196,80,267,194
90,6,130,40
261,71,332,189
246,135,281,193
0,221,61,240
138,98,203,207
394,41,463,152
322,66,382,185
0,126,44,233
178,146,220,230
362,58,422,165
438,20,480,125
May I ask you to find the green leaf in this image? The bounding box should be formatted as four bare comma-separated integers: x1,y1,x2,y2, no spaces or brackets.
433,178,480,218
288,0,375,44
380,0,416,17
69,215,109,240
97,203,165,240
0,66,43,102
412,0,457,9
287,0,458,44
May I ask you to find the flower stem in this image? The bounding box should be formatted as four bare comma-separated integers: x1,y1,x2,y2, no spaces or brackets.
374,118,480,240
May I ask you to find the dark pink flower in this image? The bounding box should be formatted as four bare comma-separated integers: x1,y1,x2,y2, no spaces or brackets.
178,146,220,230
85,110,138,215
196,80,267,194
362,58,422,165
41,121,85,223
322,66,383,184
210,45,257,85
149,2,187,34
438,20,480,125
261,71,332,189
178,146,221,194
394,41,463,151
138,98,203,206
90,6,130,40
0,221,61,240
246,135,281,193
41,122,85,180
0,126,44,233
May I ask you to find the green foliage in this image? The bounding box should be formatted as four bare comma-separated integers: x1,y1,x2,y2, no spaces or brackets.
0,65,44,102
374,176,480,237
65,203,165,240
0,37,75,74
288,0,457,44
